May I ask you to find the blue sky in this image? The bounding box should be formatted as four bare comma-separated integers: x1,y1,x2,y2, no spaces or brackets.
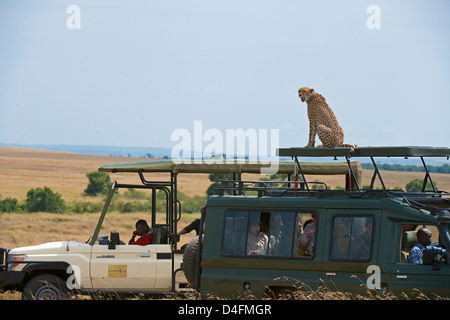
0,0,449,153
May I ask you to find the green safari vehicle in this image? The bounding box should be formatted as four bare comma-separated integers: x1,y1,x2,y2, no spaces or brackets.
186,146,450,299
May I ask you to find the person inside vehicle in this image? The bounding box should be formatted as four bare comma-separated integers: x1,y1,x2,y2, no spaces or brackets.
300,213,317,256
407,227,447,264
171,206,206,239
129,219,153,245
351,219,373,259
246,216,268,255
268,213,283,256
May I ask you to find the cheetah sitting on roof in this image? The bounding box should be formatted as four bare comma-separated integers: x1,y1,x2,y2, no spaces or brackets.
298,87,356,149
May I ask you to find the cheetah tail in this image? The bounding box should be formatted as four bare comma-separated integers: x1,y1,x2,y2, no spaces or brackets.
340,144,357,148
340,144,357,157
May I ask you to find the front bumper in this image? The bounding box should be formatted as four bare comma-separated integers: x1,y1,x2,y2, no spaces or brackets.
0,247,25,291
0,247,8,271
0,271,25,291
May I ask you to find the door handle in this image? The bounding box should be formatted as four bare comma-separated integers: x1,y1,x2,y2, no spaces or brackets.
325,272,336,277
396,275,407,279
140,254,151,257
97,255,115,258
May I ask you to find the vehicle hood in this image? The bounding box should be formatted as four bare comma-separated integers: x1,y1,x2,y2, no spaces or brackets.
9,241,90,255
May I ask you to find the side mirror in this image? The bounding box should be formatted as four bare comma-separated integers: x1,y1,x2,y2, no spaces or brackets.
109,232,121,249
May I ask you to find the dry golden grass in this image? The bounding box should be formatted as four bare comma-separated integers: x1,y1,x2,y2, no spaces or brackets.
0,146,211,201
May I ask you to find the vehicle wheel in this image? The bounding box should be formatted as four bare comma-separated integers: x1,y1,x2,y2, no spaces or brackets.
22,274,71,300
182,235,202,288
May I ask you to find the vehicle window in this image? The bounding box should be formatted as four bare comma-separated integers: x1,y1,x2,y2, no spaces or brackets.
399,223,446,263
222,210,248,256
295,211,317,257
247,211,269,255
330,216,374,261
399,223,419,263
268,211,295,257
222,210,317,259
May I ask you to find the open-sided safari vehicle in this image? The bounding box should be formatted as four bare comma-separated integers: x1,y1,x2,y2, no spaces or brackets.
0,146,449,299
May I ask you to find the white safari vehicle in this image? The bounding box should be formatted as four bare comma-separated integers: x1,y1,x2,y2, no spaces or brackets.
0,160,200,299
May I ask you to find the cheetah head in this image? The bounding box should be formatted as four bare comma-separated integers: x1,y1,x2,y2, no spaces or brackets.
298,87,314,103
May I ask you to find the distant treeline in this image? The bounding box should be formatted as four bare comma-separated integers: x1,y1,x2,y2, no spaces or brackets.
361,163,450,174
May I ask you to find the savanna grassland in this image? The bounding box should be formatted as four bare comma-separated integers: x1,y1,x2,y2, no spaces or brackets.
0,146,205,249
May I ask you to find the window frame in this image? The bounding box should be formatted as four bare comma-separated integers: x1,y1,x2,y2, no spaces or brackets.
398,222,446,264
220,208,319,260
328,214,375,262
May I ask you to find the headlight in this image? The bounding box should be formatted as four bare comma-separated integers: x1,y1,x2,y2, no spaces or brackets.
8,255,26,268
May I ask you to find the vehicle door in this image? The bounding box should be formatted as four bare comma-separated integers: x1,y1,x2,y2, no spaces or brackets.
90,242,157,291
321,210,380,295
382,222,450,298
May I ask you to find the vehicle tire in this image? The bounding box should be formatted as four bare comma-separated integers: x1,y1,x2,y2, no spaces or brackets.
22,274,71,300
182,235,202,288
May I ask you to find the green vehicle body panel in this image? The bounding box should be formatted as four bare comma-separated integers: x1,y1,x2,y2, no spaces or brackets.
199,195,450,298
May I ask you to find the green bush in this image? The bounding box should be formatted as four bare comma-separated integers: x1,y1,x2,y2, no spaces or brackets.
0,197,19,212
69,201,103,213
405,178,437,192
122,188,148,199
207,173,234,196
114,200,149,213
179,193,207,213
25,187,66,213
84,171,112,196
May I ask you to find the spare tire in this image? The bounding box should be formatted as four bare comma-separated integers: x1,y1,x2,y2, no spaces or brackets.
182,235,202,287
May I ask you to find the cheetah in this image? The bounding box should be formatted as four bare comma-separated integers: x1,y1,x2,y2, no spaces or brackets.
298,87,356,149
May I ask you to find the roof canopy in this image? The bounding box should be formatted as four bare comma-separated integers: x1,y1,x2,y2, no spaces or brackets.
99,159,362,176
277,146,450,158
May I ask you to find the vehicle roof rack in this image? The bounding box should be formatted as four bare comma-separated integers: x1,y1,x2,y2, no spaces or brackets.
98,146,448,203
277,146,450,195
276,146,450,158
